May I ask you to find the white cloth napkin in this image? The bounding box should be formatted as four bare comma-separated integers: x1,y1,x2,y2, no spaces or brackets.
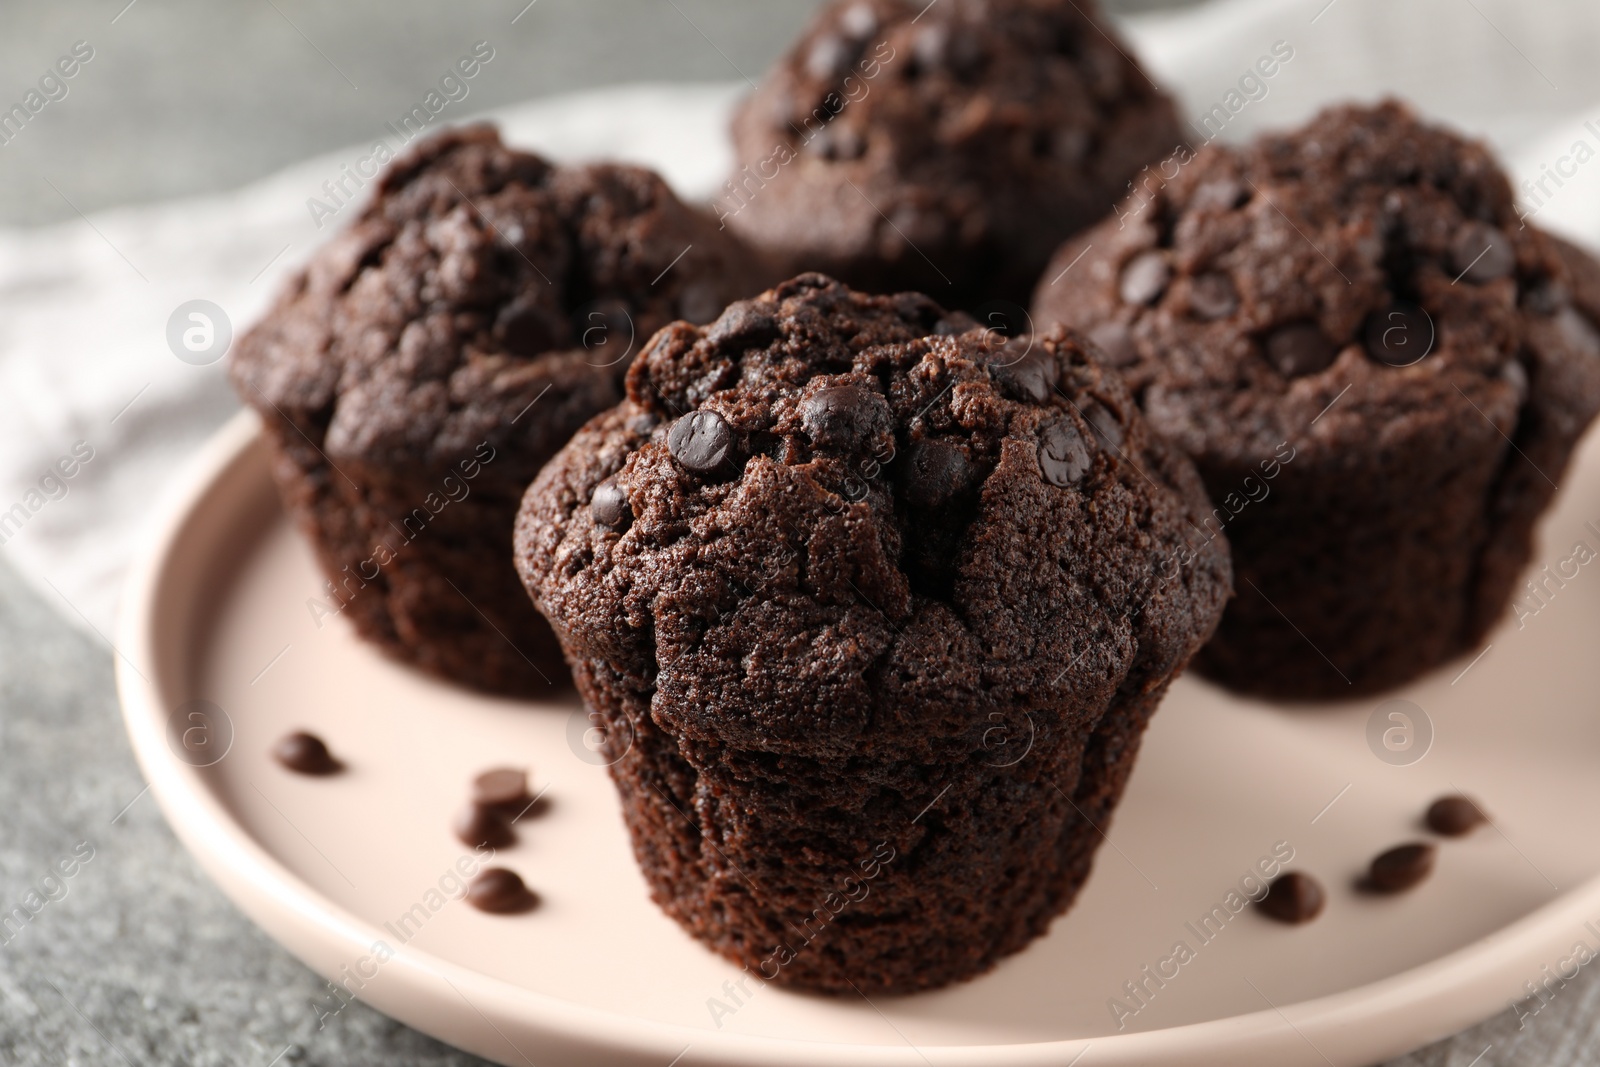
1,0,1598,637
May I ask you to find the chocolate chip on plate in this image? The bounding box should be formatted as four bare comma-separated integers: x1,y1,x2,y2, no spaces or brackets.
1425,795,1489,837
273,731,341,776
454,803,515,850
1038,420,1091,487
667,410,734,474
1119,251,1170,306
590,482,631,532
467,867,539,914
1189,272,1238,320
1256,871,1325,924
1266,323,1337,378
1453,223,1515,284
1367,842,1436,893
1363,302,1435,367
473,767,532,814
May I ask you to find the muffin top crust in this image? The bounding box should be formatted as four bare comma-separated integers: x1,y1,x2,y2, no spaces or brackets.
516,274,1230,759
232,125,763,474
1033,101,1600,466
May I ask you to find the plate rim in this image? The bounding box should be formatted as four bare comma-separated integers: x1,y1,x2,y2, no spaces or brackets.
115,408,1600,1067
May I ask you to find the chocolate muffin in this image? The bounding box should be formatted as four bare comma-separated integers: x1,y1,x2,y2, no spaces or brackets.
722,0,1183,309
1033,101,1600,698
232,125,767,695
514,274,1230,992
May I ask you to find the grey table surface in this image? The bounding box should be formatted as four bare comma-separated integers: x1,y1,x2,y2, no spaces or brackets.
0,2,1597,1064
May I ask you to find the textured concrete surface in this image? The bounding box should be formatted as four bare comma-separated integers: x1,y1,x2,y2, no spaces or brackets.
1,1,1597,1065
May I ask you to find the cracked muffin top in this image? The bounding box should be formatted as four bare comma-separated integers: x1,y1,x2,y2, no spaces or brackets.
724,0,1182,307
1033,100,1600,467
232,124,766,478
514,274,1231,759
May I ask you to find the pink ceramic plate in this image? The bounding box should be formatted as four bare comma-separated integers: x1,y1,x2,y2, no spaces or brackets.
117,409,1600,1065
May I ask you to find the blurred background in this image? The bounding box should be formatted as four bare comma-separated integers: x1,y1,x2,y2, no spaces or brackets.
0,0,1184,227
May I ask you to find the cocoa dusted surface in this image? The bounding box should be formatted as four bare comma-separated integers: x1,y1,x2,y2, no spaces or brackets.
1034,101,1600,699
724,0,1183,309
230,124,771,695
515,273,1230,993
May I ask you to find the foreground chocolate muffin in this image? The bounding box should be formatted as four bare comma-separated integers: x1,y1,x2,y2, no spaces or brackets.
515,274,1230,992
722,0,1182,308
1034,101,1600,699
232,125,765,695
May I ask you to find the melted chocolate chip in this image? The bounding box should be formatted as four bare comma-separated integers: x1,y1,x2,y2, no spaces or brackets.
668,410,734,474
705,301,781,351
1363,302,1435,367
473,767,532,812
1038,421,1091,487
1081,402,1124,452
1119,251,1170,306
1087,322,1136,367
466,868,539,914
1189,272,1238,320
1266,323,1337,378
590,482,631,532
1191,178,1245,212
1425,795,1488,836
454,803,515,849
986,347,1055,404
902,438,973,509
1453,223,1515,283
273,731,341,775
1256,872,1325,924
1366,842,1436,893
801,384,885,452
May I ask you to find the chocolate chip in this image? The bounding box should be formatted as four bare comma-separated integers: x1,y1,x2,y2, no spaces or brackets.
1266,323,1337,378
704,301,780,351
1256,872,1325,924
1557,307,1600,357
912,25,949,71
1190,272,1238,320
466,868,539,914
1088,322,1136,367
1366,842,1436,893
1051,128,1090,164
667,410,733,474
1426,795,1488,836
986,346,1055,404
1453,223,1515,283
1119,251,1170,306
1363,302,1435,367
1524,278,1570,316
1038,421,1091,487
1082,402,1124,452
912,24,981,75
902,438,973,509
627,413,659,436
453,803,514,849
934,311,979,336
801,384,886,452
590,482,631,532
473,767,532,812
273,731,341,775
